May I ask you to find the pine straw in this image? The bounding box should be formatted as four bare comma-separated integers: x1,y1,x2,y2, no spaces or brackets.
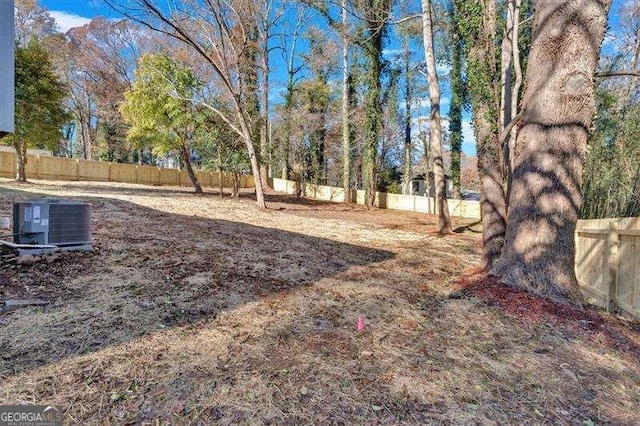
0,179,639,424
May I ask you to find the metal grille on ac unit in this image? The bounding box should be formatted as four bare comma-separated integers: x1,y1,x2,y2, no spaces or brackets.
13,199,91,246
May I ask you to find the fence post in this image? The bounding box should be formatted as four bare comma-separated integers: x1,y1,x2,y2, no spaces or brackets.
608,220,619,312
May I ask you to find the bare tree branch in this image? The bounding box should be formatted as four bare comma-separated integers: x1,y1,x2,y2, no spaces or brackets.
595,70,640,77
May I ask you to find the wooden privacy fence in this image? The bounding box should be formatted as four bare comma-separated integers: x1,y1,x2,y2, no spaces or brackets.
4,154,636,316
271,177,482,219
576,218,640,318
0,151,255,189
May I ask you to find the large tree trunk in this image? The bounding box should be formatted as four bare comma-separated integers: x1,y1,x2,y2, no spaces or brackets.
362,48,382,209
422,0,452,233
476,101,507,268
458,0,506,268
482,0,509,268
240,20,266,204
492,0,612,301
501,0,522,203
361,0,390,209
180,141,202,194
341,0,352,203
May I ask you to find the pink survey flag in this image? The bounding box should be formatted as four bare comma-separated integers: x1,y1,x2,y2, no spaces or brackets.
357,315,365,332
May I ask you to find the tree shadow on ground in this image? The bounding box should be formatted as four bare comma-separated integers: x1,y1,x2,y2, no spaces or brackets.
0,186,394,376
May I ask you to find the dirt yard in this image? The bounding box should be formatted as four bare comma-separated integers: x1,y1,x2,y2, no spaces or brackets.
0,179,639,424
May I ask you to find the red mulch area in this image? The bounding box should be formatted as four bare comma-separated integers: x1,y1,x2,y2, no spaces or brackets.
456,272,640,360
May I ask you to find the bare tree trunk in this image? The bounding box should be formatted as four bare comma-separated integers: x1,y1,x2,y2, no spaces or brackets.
280,124,290,180
418,117,432,206
509,0,523,176
217,149,224,197
422,0,452,233
14,141,27,182
79,112,92,160
232,171,240,197
218,169,224,198
180,140,202,194
499,0,515,166
492,0,612,301
280,11,304,181
449,10,464,200
84,98,94,160
341,0,352,203
402,34,412,196
240,116,266,208
260,48,270,189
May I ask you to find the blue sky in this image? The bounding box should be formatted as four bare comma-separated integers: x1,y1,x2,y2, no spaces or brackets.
41,0,629,158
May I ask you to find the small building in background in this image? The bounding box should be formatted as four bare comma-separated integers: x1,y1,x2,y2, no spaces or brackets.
407,173,453,198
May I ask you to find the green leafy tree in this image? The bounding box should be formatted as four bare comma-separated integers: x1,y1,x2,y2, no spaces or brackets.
7,38,68,182
299,79,331,185
197,114,249,198
120,53,204,193
581,1,640,219
581,89,640,218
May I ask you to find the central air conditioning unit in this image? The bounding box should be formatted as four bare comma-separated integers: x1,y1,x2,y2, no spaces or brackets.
13,199,91,246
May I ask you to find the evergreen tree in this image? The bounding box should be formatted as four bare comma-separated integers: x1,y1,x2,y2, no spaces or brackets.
8,38,68,182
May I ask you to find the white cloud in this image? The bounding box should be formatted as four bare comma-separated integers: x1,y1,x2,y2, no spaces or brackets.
50,11,92,33
436,63,452,74
462,120,475,143
410,96,449,110
382,48,404,58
